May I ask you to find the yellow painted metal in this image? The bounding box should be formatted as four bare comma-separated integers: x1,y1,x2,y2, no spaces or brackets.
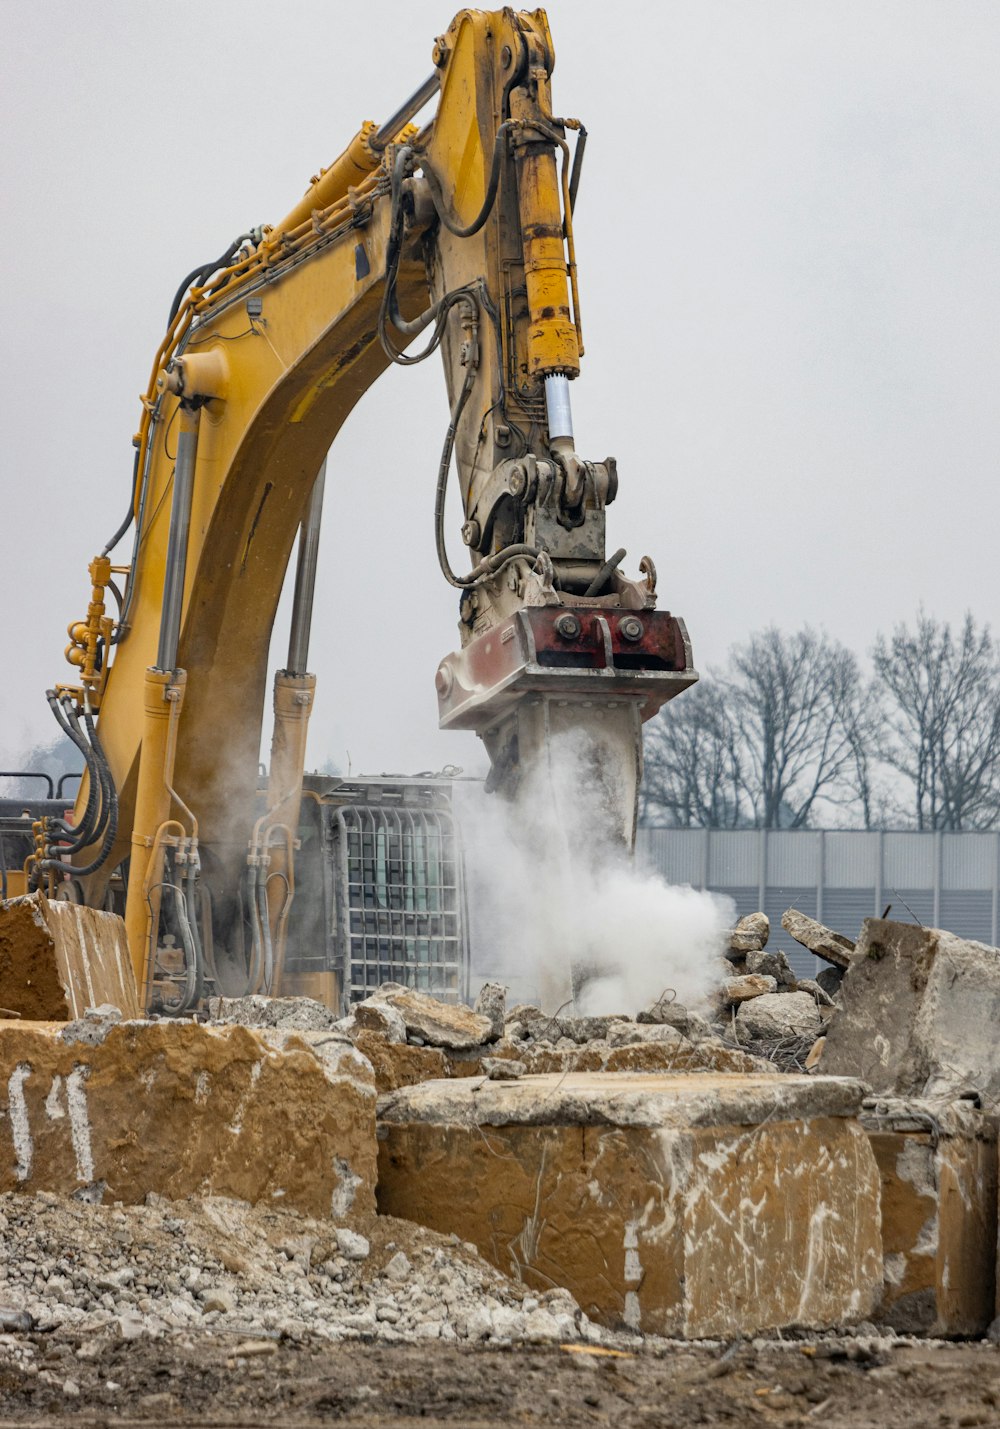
54,8,587,986
122,667,188,992
267,122,412,249
260,669,316,993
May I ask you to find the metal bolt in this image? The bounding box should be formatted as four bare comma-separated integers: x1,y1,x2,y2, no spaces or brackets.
555,612,582,641
500,43,512,68
461,519,481,547
496,425,511,447
620,616,644,643
435,665,454,697
508,466,526,497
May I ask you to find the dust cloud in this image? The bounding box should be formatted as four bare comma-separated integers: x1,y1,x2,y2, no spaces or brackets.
457,731,733,1016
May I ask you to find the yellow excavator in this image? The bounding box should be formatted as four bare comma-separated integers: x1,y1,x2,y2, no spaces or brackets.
15,7,696,1014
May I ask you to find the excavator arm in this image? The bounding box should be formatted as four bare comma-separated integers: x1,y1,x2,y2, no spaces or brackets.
33,8,697,1010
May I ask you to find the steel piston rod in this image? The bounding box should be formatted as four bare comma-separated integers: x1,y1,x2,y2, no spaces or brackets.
156,408,200,673
286,460,327,676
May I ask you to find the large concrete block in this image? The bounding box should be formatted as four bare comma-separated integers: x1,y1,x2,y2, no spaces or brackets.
0,892,141,1020
822,919,1000,1107
377,1072,882,1338
861,1098,998,1336
0,1020,375,1220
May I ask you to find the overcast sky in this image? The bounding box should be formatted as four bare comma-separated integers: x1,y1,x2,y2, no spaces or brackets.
2,1,998,781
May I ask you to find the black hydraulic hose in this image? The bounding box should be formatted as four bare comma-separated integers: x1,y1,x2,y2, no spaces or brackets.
419,120,515,239
47,703,112,851
584,546,627,597
166,233,254,327
38,701,118,878
101,444,141,558
45,693,101,845
434,370,540,589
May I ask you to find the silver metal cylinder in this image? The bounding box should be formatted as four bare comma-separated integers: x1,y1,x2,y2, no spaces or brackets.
286,460,327,676
156,412,200,672
372,73,441,150
544,374,574,443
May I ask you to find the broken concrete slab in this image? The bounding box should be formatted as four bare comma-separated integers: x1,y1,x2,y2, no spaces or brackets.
448,1034,774,1079
860,1098,998,1336
372,987,493,1050
353,1030,448,1093
821,919,1000,1107
0,1020,375,1220
206,994,339,1031
0,892,141,1021
377,1072,881,1338
782,909,855,969
722,974,777,1004
474,982,506,1041
735,991,823,1042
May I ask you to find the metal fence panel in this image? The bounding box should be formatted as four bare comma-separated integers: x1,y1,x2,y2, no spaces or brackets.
638,828,1000,953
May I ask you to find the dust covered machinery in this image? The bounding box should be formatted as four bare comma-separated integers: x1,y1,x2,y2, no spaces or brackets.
16,8,696,1012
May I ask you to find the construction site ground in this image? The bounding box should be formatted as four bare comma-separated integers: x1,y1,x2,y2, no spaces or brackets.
0,1191,995,1427
0,1331,997,1426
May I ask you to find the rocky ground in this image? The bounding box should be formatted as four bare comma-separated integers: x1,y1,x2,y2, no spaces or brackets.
0,1192,996,1426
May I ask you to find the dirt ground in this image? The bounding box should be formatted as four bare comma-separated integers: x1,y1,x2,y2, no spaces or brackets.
0,1333,998,1427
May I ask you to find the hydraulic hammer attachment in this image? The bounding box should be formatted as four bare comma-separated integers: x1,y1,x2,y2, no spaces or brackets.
435,603,697,847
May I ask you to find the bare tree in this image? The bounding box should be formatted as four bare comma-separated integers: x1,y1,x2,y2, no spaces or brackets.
725,627,866,829
872,612,1000,830
641,682,746,828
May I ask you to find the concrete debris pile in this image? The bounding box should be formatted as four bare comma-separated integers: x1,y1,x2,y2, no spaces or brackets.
717,910,851,1070
212,982,777,1091
0,1192,588,1347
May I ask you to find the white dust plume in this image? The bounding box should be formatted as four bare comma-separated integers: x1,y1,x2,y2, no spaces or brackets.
458,729,733,1016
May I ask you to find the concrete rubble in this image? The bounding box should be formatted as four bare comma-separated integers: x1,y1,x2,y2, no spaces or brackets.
0,1192,587,1346
3,890,1000,1361
0,892,141,1022
819,917,1000,1107
861,1097,998,1336
377,1071,883,1339
0,1014,375,1220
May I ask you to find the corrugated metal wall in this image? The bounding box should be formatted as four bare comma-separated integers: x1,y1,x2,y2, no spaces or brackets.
636,829,1000,979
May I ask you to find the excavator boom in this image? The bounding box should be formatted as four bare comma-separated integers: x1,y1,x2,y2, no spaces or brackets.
29,8,697,1011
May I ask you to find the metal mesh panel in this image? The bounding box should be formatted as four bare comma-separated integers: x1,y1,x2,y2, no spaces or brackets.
335,805,466,1003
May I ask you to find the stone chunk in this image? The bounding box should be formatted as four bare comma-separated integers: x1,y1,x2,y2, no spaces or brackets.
745,948,796,988
782,909,856,969
373,987,493,1050
606,1022,686,1048
821,919,1000,1107
816,966,845,999
0,892,141,1021
860,1098,998,1336
353,998,406,1044
796,978,835,1008
728,912,769,956
0,1019,375,1220
736,991,823,1042
483,1058,525,1080
474,982,507,1041
377,1072,881,1338
722,974,777,1004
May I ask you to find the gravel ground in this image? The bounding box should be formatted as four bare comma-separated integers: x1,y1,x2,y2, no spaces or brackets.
0,1192,997,1426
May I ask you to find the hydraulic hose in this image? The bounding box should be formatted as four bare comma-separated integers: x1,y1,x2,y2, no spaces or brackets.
101,444,142,558
419,120,515,239
244,864,264,995
44,693,102,846
166,233,255,327
168,878,200,1014
256,873,275,995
